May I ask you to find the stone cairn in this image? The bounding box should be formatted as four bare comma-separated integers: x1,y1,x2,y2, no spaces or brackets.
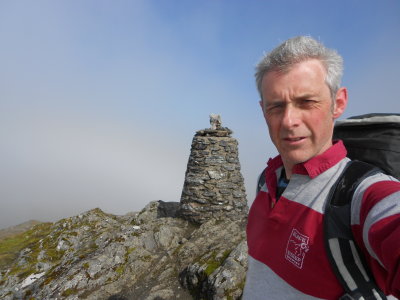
179,114,248,224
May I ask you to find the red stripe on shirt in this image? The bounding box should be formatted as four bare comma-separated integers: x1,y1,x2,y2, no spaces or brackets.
359,181,400,226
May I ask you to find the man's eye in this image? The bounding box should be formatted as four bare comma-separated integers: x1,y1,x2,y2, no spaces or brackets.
301,99,316,106
267,103,284,111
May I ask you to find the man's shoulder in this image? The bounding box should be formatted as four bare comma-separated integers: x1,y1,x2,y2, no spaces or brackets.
350,162,400,225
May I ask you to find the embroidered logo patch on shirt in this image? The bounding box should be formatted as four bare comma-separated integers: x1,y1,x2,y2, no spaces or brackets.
285,228,310,269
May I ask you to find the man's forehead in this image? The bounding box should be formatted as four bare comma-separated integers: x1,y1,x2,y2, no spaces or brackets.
261,74,320,95
261,61,328,98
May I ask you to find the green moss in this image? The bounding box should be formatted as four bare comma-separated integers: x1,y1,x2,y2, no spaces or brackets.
221,249,231,261
41,267,60,285
43,246,65,262
127,247,136,255
61,287,78,297
106,276,114,284
204,260,221,276
114,265,124,275
75,241,99,261
203,249,232,276
172,243,184,256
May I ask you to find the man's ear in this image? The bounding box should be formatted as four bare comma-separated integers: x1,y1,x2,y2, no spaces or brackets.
332,87,348,119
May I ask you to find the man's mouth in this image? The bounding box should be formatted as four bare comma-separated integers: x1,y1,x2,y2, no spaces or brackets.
284,137,305,142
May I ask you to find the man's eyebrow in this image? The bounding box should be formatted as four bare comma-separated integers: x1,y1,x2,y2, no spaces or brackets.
265,98,285,105
295,93,316,100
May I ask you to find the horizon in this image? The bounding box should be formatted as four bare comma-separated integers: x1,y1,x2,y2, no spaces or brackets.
1,0,399,229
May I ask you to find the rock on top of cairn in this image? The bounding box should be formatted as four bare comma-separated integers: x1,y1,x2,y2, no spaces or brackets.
210,114,222,130
195,114,232,137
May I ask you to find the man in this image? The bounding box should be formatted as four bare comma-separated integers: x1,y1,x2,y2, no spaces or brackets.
243,36,400,299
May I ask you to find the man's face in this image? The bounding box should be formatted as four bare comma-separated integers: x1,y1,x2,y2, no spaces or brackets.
260,59,347,175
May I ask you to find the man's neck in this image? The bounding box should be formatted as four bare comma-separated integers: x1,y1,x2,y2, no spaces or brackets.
282,163,293,179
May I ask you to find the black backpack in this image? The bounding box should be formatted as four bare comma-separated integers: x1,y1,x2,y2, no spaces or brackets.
325,113,400,300
256,113,400,300
334,113,400,178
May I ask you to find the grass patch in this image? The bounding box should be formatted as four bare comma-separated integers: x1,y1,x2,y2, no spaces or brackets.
0,223,53,270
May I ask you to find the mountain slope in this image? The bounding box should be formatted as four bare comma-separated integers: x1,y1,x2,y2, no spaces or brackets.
0,201,247,300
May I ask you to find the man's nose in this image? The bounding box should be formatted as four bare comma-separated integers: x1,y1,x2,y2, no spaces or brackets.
282,105,301,128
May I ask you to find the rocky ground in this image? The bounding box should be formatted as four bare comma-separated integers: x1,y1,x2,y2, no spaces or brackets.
0,201,248,300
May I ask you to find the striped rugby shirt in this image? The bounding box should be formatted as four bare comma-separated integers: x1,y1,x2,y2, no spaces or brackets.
244,141,400,299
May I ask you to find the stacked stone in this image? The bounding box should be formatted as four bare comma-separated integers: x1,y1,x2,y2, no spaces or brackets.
179,117,248,224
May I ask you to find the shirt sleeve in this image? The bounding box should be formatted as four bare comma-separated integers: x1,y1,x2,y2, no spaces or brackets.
356,177,400,298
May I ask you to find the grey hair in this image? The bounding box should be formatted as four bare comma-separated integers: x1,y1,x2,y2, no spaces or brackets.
255,36,343,100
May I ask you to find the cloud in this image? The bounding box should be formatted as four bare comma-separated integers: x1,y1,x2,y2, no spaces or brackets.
0,109,189,228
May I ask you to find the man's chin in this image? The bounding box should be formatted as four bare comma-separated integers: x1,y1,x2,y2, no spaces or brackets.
281,153,310,167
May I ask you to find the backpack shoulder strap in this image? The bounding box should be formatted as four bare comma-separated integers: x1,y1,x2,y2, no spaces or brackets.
324,160,387,300
256,167,267,194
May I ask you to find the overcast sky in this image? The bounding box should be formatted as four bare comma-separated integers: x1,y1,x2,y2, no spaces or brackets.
1,0,399,229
